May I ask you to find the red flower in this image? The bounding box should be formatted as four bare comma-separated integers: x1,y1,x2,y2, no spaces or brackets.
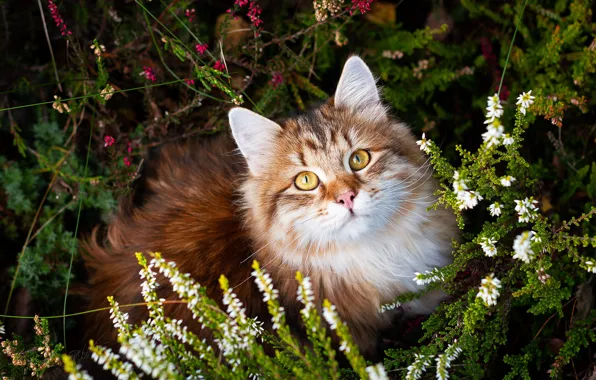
142,66,157,82
195,43,209,55
104,135,115,147
185,8,196,22
47,0,72,36
185,78,195,85
213,60,226,72
270,72,283,88
349,0,373,15
123,157,131,167
247,1,263,28
127,141,133,154
235,0,249,6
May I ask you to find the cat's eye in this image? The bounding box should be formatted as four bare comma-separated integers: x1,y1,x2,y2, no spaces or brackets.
349,149,371,171
294,171,320,191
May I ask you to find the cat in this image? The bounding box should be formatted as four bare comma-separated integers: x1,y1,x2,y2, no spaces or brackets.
81,56,458,357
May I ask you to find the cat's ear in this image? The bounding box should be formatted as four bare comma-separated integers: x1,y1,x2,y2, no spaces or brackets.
334,56,382,112
228,107,282,175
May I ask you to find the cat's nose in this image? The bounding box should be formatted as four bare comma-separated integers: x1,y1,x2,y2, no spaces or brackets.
336,191,357,210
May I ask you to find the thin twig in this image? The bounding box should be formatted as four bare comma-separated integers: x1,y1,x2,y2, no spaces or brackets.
37,0,63,92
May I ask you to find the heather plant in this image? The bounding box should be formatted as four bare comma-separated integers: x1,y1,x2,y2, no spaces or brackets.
1,0,596,379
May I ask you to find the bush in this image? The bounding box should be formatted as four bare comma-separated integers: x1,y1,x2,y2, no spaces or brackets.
1,0,595,379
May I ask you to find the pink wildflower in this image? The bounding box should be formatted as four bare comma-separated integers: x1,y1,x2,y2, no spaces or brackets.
349,0,373,15
127,141,133,154
235,0,249,6
214,60,226,72
185,8,196,22
123,157,131,167
47,0,72,36
104,135,115,148
247,1,263,27
270,72,283,88
185,78,195,85
195,43,209,55
141,66,157,82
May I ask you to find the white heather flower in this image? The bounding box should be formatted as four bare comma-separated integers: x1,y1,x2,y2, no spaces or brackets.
481,119,504,147
406,353,433,380
413,268,444,286
485,102,504,122
366,363,389,380
516,90,535,115
100,84,115,101
503,133,514,145
90,43,106,57
476,273,501,306
457,190,483,210
514,197,539,223
322,303,339,330
487,93,500,108
530,232,542,243
479,237,498,257
513,231,535,263
252,271,279,302
379,300,401,313
452,171,468,193
297,276,315,317
416,133,432,153
500,175,516,187
584,261,596,273
488,202,502,217
435,342,463,380
52,95,70,114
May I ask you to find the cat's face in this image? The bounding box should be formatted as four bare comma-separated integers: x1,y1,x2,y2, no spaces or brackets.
230,57,431,248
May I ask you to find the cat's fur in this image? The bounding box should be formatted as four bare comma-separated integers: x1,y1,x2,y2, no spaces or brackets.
82,57,458,356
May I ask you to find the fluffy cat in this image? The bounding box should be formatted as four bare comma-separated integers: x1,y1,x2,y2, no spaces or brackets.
82,56,458,356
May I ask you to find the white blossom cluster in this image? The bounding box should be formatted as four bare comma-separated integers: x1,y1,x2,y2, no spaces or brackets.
322,303,339,330
500,175,516,187
297,276,315,318
118,325,178,380
514,197,539,223
414,267,445,286
476,273,501,307
90,346,137,380
452,171,483,210
512,231,536,263
488,202,502,216
67,366,94,380
109,301,130,334
365,363,389,380
479,237,498,257
416,133,432,154
378,300,401,313
435,342,463,380
406,353,434,380
584,260,596,273
481,94,506,148
516,90,535,115
252,270,279,302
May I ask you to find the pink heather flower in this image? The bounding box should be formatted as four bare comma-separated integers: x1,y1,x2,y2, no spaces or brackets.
214,60,226,72
195,43,209,55
235,0,249,6
141,66,157,82
48,0,72,36
127,141,132,154
185,78,195,85
185,8,196,22
248,1,263,27
270,72,283,88
123,157,131,167
104,135,115,148
350,0,373,15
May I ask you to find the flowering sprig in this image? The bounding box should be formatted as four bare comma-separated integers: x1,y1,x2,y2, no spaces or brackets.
512,231,536,263
435,341,462,380
365,363,389,380
516,91,535,115
52,95,71,114
413,267,445,285
405,353,434,380
47,0,72,36
416,133,432,154
322,299,368,378
488,202,502,216
476,273,501,307
514,197,539,223
452,171,483,210
479,236,498,257
62,354,93,380
89,340,139,380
